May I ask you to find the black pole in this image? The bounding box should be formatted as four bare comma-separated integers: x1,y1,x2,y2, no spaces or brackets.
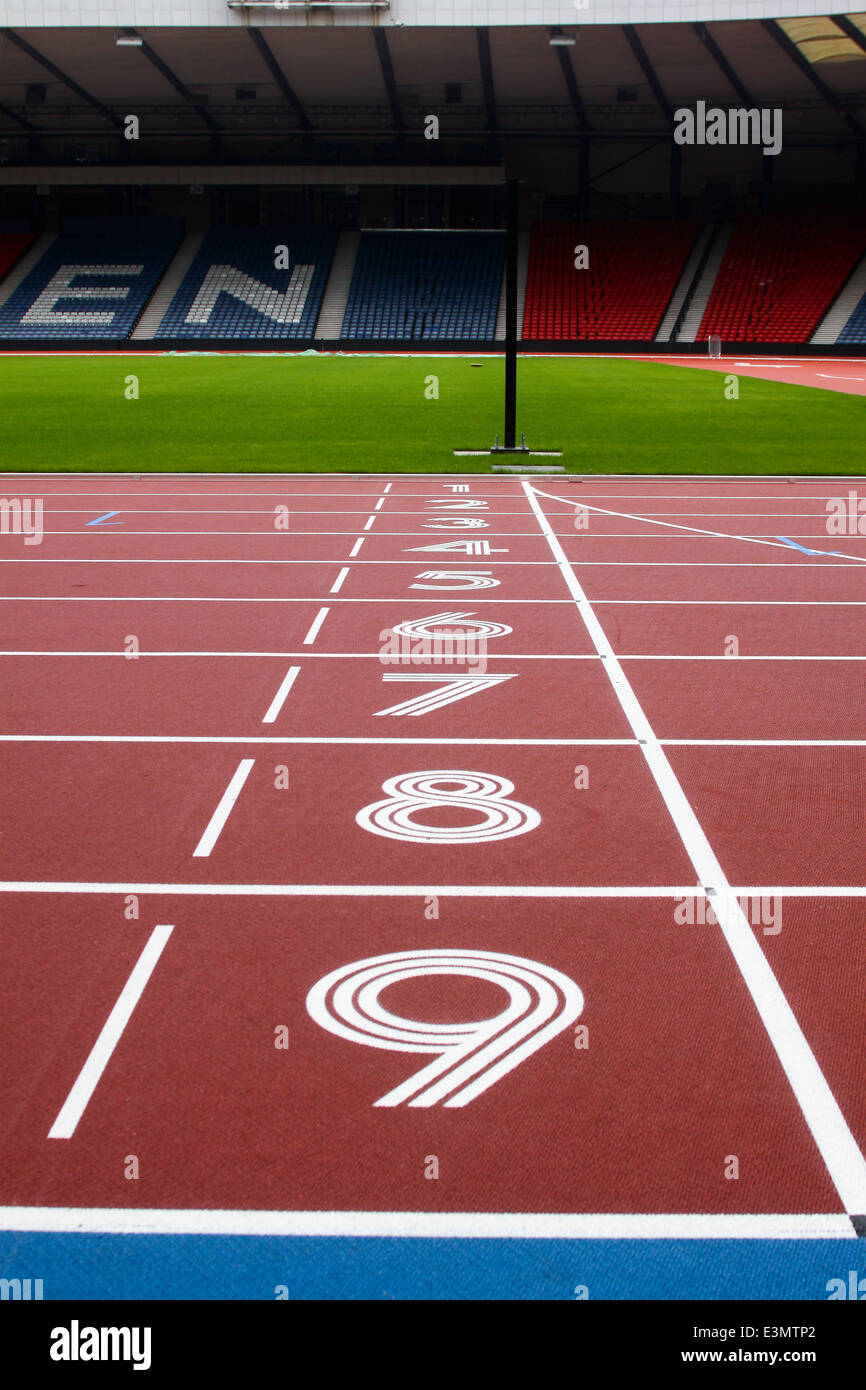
504,178,519,449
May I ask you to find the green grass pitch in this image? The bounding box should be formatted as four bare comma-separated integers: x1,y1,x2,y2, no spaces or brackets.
0,352,863,475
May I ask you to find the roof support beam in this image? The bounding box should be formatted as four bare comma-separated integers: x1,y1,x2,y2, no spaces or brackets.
554,44,588,129
476,27,499,159
372,28,403,136
247,28,311,130
693,23,755,106
762,18,864,138
1,28,123,130
553,44,590,216
621,24,673,123
830,14,866,57
0,100,37,133
134,33,222,134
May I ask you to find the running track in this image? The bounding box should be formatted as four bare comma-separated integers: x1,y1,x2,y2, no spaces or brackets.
1,472,866,1300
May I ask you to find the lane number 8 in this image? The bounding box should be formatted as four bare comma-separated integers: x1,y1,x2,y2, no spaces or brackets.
355,770,540,844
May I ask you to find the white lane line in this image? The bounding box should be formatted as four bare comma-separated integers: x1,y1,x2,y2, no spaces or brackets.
192,759,254,858
349,538,364,557
329,567,350,594
383,483,393,494
8,882,866,898
0,883,786,898
0,1206,852,1240
6,557,866,568
525,479,866,1215
2,735,866,747
261,666,300,724
0,650,589,659
818,373,865,382
533,486,866,565
374,498,385,511
363,516,377,530
302,607,330,643
0,735,635,746
0,597,574,605
7,594,866,607
595,600,866,606
47,925,174,1140
7,651,866,661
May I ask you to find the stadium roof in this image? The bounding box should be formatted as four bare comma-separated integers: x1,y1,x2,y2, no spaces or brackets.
0,18,864,158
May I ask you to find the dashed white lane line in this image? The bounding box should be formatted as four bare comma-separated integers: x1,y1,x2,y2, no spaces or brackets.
302,607,330,643
525,478,866,1215
374,498,385,511
363,516,377,531
47,925,174,1140
261,666,301,724
329,567,350,594
192,759,255,858
349,538,365,557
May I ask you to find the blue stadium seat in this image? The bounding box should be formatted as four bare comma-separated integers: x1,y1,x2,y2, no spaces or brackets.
0,218,181,340
341,232,504,340
156,228,335,340
838,288,866,343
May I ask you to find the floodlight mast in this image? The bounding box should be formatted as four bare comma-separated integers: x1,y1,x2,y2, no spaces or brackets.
504,178,519,450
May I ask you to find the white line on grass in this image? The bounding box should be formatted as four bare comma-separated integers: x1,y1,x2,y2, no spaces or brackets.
302,607,330,643
192,760,254,858
0,1206,853,1240
47,925,174,1140
524,479,866,1215
261,667,300,724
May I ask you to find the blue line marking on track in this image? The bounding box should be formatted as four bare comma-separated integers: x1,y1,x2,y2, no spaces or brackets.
0,1233,856,1300
776,535,844,558
86,511,122,527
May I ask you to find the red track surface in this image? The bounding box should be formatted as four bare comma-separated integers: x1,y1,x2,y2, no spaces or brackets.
2,472,866,1231
647,356,866,396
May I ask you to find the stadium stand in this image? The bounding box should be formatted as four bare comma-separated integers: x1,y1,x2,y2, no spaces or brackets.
0,219,181,340
341,231,504,340
0,233,34,284
831,254,866,344
839,291,866,344
698,210,866,344
155,228,336,340
838,290,866,342
522,219,699,340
